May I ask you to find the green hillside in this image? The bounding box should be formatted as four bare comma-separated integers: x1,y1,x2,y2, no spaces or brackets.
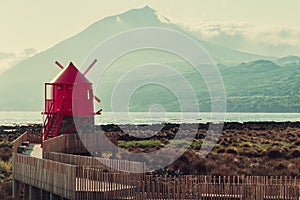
123,58,300,112
0,6,299,113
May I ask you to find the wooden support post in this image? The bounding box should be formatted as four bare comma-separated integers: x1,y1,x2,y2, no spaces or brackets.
12,180,20,199
29,186,41,200
24,184,30,200
42,190,51,200
49,193,54,200
112,149,117,159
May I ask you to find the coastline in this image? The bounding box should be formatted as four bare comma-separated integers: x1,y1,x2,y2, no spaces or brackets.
1,121,300,140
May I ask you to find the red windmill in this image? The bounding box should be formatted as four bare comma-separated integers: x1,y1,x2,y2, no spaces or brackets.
40,60,101,145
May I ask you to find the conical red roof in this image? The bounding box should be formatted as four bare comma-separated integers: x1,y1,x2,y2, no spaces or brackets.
51,62,91,84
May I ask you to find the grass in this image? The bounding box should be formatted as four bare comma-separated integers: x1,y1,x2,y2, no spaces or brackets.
167,140,192,148
118,139,204,150
239,141,253,148
118,138,249,152
255,142,272,149
118,139,164,148
190,140,203,149
0,160,12,174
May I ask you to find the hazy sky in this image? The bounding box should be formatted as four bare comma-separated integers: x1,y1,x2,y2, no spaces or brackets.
0,0,300,73
1,0,299,52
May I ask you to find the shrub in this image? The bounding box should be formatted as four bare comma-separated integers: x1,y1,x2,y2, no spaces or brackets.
267,148,287,159
0,140,12,148
0,181,13,199
0,147,11,161
240,149,261,158
217,148,226,153
0,160,12,177
289,149,300,158
274,162,288,171
226,147,238,155
192,160,207,175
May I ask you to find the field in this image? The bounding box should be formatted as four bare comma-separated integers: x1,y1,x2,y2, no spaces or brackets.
110,122,300,176
1,122,300,198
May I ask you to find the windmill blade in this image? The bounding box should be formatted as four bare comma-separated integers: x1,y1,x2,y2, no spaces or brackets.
85,59,100,103
55,61,65,69
94,95,101,103
83,59,97,75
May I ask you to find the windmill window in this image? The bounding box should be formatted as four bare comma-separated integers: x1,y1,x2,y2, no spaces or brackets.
87,89,92,100
46,84,52,99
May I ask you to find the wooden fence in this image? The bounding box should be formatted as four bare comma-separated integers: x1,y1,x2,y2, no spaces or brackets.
44,151,146,173
75,167,144,200
42,133,118,155
13,152,300,200
13,153,143,200
43,134,88,154
13,153,76,199
12,131,41,153
138,175,300,200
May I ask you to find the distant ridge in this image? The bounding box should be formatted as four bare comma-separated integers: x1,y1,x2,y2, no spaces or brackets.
277,55,300,65
0,6,299,112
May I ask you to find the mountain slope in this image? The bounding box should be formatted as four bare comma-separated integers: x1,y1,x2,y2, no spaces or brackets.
221,60,300,112
128,59,300,112
276,56,300,66
0,6,298,112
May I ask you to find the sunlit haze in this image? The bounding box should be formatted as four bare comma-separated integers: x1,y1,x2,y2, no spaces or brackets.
1,0,300,73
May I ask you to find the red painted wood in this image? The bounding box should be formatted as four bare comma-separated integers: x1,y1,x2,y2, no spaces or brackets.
50,62,94,116
41,62,96,142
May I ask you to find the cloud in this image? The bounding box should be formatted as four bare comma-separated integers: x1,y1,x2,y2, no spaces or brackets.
0,48,37,74
181,22,300,57
0,52,16,60
21,48,36,57
156,11,171,24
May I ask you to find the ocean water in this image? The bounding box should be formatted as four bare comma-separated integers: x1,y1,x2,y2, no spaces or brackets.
0,111,299,126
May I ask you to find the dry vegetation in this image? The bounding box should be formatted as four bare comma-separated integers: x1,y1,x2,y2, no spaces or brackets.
0,139,14,199
0,122,299,199
0,126,29,199
114,122,300,177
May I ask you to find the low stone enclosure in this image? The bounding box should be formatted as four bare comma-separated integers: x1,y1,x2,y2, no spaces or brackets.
12,132,300,200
